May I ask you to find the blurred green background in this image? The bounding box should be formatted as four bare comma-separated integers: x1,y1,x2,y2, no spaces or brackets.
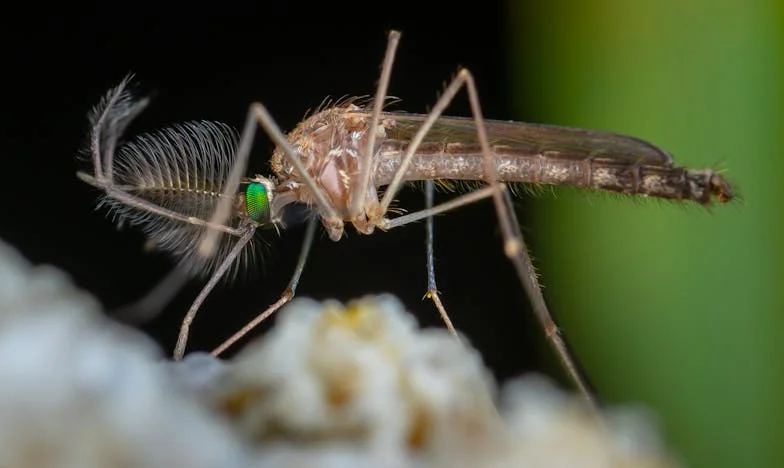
509,1,783,466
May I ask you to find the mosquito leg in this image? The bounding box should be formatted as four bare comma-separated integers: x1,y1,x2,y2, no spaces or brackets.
173,226,257,360
380,186,496,230
500,187,599,410
211,216,319,357
393,185,604,412
350,30,401,228
461,69,600,410
370,65,598,407
383,183,596,383
423,180,459,339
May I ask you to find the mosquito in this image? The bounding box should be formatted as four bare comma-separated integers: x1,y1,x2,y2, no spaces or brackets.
77,30,733,409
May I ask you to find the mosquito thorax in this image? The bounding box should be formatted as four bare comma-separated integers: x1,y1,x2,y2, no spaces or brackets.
268,102,389,231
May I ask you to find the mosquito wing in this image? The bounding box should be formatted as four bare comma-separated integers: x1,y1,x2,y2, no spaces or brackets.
358,111,675,167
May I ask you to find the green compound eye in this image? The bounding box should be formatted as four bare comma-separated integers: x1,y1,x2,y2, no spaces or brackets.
245,182,270,223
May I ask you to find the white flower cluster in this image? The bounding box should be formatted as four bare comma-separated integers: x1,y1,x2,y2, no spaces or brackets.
0,239,679,468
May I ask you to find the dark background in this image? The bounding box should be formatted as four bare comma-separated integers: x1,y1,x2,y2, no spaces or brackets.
0,2,568,386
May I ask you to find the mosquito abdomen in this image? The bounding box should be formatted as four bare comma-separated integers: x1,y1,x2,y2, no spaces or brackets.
373,141,733,206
